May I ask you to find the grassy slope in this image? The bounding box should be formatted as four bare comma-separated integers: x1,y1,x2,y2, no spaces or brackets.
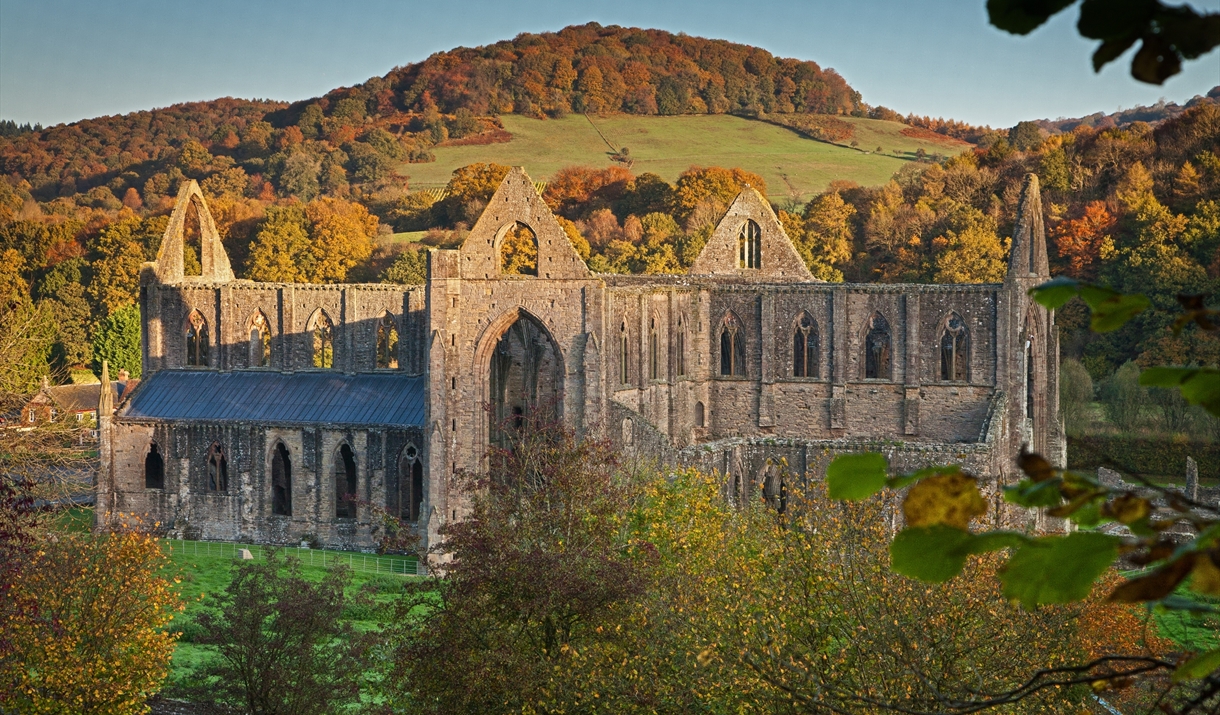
400,114,970,203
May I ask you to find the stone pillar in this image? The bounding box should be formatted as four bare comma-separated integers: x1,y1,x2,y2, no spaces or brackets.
830,287,847,431
1186,456,1199,501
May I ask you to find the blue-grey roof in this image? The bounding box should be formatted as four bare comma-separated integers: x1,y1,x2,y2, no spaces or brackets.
120,370,425,427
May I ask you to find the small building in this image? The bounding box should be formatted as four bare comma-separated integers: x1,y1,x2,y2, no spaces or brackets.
22,376,130,426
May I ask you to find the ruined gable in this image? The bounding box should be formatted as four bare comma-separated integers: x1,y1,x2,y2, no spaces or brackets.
152,180,235,284
689,187,815,282
459,167,590,280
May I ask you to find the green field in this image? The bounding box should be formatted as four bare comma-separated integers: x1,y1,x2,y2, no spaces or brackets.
399,114,971,203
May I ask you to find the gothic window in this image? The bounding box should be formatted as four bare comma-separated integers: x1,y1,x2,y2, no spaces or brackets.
206,442,227,493
939,313,970,382
1025,340,1035,423
676,317,686,377
793,312,820,378
311,310,334,369
249,311,271,367
620,322,629,385
377,312,399,369
649,318,658,380
863,312,892,380
763,464,785,513
271,442,292,516
185,310,209,367
738,220,761,269
400,445,423,523
500,222,538,276
719,313,745,376
695,401,705,427
144,443,164,489
335,444,357,519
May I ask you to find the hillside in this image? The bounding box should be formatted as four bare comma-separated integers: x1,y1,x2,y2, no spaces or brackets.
404,113,970,201
1035,86,1220,133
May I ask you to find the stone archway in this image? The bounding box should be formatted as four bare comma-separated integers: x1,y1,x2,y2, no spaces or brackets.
487,311,563,450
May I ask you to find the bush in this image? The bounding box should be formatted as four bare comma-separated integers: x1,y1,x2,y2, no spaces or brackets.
1099,361,1146,432
1067,434,1220,480
1059,359,1094,435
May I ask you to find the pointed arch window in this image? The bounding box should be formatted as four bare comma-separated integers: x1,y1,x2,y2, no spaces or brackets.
620,322,630,385
377,312,399,369
249,311,271,367
1025,339,1035,423
271,442,292,516
205,442,227,493
311,310,334,369
939,313,970,382
863,313,892,380
719,313,746,376
144,443,164,490
335,444,357,519
793,312,820,378
398,444,423,523
738,220,761,269
186,310,209,367
695,401,705,427
676,316,686,377
648,318,659,380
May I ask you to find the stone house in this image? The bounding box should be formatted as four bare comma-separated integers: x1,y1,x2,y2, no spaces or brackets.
96,170,1063,560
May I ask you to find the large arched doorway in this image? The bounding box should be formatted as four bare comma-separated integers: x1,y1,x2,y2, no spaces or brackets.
488,311,563,451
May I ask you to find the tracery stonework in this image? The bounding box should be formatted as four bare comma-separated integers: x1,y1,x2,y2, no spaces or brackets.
97,171,1064,570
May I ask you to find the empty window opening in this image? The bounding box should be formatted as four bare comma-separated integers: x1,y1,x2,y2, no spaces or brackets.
940,313,970,382
719,314,745,376
864,313,892,380
500,222,538,276
206,442,228,493
144,443,164,489
377,312,399,369
186,310,209,367
182,197,203,277
793,312,820,378
620,322,630,385
738,220,761,270
1025,340,1035,423
311,310,334,369
271,442,292,516
648,318,659,380
677,317,686,377
763,463,785,513
695,401,705,428
249,311,271,367
335,444,357,519
398,444,423,523
488,312,563,455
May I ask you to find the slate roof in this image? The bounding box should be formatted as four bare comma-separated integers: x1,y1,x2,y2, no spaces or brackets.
120,370,426,427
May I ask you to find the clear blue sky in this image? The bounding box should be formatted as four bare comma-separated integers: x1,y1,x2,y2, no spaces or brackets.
1,0,1217,129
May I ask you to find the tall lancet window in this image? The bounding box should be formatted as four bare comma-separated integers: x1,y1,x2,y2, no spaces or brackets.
863,313,892,380
939,313,969,382
186,310,209,367
738,220,761,269
793,312,820,378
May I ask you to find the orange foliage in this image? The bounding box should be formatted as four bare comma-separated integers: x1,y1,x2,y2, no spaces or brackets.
1052,201,1115,279
542,165,633,217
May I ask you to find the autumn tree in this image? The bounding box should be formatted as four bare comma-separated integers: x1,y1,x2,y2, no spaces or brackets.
671,166,767,227
303,197,377,283
381,248,428,285
799,190,856,281
246,205,313,282
1052,200,1115,279
86,214,148,316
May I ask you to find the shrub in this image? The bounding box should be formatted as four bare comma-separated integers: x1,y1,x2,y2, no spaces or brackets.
1060,358,1094,435
1099,360,1146,432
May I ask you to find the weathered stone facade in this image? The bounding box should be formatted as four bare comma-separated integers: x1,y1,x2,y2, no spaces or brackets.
97,170,1064,560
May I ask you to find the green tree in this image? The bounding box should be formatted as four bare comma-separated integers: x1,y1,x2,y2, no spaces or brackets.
1008,120,1044,151
38,258,93,369
279,151,321,201
87,215,147,316
381,249,427,285
1100,360,1146,432
91,305,142,379
246,206,312,282
1059,358,1094,435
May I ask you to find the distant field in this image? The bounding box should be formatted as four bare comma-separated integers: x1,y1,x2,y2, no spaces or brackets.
399,114,972,203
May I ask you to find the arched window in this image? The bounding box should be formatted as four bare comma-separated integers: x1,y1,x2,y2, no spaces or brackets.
335,444,357,519
648,318,658,380
206,442,227,492
793,312,820,378
377,312,399,369
311,310,334,369
676,317,686,377
271,442,292,516
719,313,745,376
738,220,761,269
399,444,423,523
864,313,892,380
939,313,969,382
763,463,785,513
695,401,705,428
186,310,209,367
500,222,538,276
1025,339,1035,422
620,322,630,385
249,311,271,367
144,443,164,489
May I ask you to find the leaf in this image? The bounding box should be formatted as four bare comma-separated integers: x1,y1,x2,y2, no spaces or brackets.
1092,35,1140,71
903,473,988,529
1004,478,1064,508
1106,494,1152,525
1077,0,1154,40
1139,367,1220,417
967,530,1031,554
886,464,960,490
1017,448,1056,482
987,0,1076,35
1001,533,1120,607
1077,284,1149,332
1028,277,1081,310
890,525,975,582
1190,551,1220,597
827,453,888,501
1173,647,1220,682
1109,556,1196,603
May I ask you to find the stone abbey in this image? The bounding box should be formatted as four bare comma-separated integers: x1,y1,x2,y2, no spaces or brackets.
96,168,1064,562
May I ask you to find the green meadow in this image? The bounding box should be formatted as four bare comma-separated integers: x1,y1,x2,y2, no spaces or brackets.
399,113,971,203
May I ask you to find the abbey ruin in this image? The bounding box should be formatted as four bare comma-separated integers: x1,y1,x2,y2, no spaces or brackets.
96,169,1064,562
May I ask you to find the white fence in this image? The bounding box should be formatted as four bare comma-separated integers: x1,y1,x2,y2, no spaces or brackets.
165,539,416,576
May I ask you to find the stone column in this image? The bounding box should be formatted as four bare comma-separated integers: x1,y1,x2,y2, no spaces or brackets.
1186,456,1199,501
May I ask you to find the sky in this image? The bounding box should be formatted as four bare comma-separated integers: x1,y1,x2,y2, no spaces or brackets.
1,0,1218,129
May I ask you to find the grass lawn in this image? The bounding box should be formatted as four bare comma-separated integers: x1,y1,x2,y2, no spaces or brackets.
399,113,971,203
380,230,428,246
